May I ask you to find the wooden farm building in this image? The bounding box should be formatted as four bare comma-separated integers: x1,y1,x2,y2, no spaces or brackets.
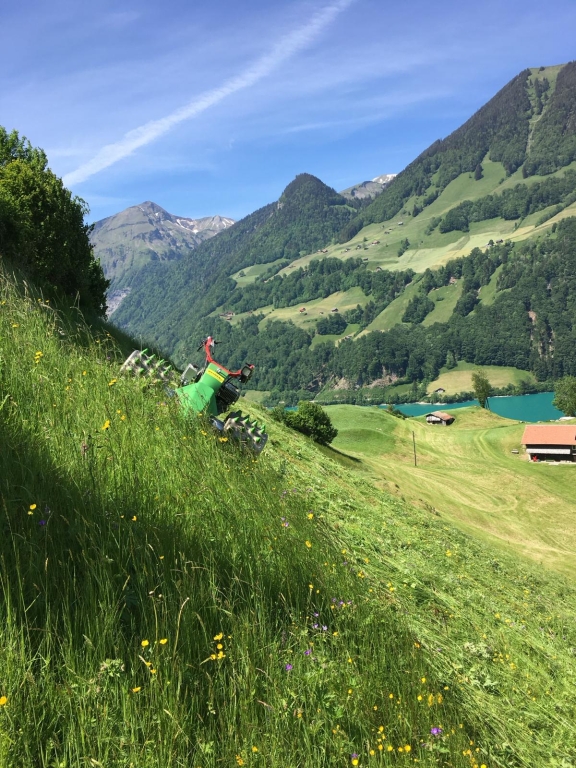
522,425,576,462
426,411,455,426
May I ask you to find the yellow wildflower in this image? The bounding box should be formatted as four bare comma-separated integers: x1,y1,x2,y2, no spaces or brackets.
132,516,137,521
305,540,312,548
0,696,7,706
29,504,37,510
141,639,150,648
251,746,259,753
307,513,314,519
404,745,411,752
102,420,111,430
131,687,141,693
158,638,168,645
214,633,223,641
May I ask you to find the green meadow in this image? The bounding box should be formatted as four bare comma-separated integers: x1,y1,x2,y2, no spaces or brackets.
326,405,576,576
1,268,576,766
426,363,536,396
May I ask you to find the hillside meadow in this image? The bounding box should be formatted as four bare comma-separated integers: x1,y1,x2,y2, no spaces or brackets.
326,405,576,576
1,268,576,766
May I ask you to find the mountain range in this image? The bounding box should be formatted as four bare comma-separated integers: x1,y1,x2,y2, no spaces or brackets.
109,61,576,403
90,201,234,312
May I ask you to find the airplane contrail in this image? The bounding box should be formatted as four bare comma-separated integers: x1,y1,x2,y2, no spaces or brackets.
63,0,356,186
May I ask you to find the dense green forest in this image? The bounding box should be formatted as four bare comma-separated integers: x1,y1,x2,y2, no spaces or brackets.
524,61,576,175
0,128,108,314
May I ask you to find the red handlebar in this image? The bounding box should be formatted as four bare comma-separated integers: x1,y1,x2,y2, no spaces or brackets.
203,336,254,378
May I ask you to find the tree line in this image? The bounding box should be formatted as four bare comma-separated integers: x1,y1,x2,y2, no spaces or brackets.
0,128,108,314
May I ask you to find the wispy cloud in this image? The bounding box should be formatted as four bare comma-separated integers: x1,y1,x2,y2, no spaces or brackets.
63,0,355,186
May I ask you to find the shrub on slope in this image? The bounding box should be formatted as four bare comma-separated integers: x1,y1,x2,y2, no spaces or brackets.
0,127,108,314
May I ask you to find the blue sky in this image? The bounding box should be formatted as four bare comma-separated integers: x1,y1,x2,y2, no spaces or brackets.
2,0,575,223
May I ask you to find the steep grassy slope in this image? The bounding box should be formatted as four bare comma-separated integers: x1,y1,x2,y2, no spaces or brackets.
2,270,576,766
327,405,576,575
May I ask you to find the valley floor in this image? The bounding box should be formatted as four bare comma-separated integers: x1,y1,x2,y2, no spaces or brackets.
326,405,576,577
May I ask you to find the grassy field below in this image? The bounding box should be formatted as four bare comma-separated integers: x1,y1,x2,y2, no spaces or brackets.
326,405,576,576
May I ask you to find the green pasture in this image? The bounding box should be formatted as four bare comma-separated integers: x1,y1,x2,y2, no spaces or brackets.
241,389,270,403
427,362,535,395
1,268,576,765
422,281,463,326
256,287,367,331
231,258,286,286
327,404,576,576
477,266,503,306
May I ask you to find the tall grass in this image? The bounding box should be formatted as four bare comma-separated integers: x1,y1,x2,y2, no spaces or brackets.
1,268,575,767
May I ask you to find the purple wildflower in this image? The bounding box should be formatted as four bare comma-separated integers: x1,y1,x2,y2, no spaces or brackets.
430,727,443,736
38,520,46,526
304,649,311,656
312,623,319,629
322,625,327,631
285,663,293,672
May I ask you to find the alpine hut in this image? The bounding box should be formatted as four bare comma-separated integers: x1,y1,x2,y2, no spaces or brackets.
426,411,455,426
521,425,576,462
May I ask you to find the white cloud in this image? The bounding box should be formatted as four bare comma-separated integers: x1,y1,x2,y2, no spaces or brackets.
63,0,356,186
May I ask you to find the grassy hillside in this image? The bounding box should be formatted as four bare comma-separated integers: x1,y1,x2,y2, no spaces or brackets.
327,405,576,576
2,269,576,765
426,363,535,395
277,164,576,282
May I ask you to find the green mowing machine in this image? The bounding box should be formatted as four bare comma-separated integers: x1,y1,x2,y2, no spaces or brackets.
121,336,268,454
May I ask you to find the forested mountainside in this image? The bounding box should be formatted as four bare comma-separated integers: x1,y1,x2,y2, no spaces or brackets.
116,219,576,403
91,201,234,291
112,173,362,327
341,61,576,239
112,62,576,402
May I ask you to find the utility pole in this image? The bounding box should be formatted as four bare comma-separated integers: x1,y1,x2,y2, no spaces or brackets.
412,431,417,467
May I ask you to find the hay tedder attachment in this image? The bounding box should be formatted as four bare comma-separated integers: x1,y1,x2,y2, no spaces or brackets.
121,337,268,454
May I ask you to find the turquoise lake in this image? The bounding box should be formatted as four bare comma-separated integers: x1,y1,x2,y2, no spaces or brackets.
387,392,563,422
